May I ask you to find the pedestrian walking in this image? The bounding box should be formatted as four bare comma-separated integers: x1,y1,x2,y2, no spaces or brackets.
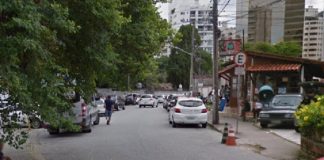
105,96,114,125
241,99,251,121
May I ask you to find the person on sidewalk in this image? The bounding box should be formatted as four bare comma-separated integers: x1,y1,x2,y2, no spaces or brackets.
241,99,251,121
0,142,11,160
253,97,262,120
105,96,114,125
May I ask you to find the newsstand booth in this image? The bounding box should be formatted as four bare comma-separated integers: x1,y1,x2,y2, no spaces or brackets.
246,52,324,102
218,51,324,113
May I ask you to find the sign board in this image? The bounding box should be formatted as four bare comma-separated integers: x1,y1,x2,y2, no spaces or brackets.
219,39,242,56
234,67,245,75
234,52,246,66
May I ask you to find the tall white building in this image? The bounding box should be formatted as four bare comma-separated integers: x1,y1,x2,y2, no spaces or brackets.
303,6,324,61
169,0,214,54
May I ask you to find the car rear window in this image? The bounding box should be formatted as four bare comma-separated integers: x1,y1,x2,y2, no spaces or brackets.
178,100,203,107
141,95,152,98
271,96,302,108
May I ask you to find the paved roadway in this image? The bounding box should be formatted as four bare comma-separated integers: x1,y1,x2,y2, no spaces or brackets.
14,105,272,160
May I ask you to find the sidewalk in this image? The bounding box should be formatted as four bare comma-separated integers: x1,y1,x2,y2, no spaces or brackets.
208,112,300,160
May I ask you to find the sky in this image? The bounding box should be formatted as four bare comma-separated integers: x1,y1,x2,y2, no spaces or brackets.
156,0,324,25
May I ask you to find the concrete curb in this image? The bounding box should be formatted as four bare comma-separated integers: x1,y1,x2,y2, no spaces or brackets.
207,122,223,133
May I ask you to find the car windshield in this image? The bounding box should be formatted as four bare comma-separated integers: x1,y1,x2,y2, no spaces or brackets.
178,100,203,107
141,95,152,98
271,96,302,108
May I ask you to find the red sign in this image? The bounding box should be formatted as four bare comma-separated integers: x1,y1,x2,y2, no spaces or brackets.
219,39,241,56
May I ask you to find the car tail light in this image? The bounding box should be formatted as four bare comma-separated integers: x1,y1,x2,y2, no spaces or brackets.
175,108,181,113
81,103,87,116
202,108,208,113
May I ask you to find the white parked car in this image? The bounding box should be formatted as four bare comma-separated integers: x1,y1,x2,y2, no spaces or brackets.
94,98,105,117
169,97,208,128
156,95,165,104
139,94,157,108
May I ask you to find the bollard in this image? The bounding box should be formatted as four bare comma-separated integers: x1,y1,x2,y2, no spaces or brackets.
221,123,228,144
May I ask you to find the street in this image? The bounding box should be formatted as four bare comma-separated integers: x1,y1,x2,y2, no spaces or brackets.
8,105,271,160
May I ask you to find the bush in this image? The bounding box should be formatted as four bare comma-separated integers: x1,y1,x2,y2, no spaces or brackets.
295,96,324,142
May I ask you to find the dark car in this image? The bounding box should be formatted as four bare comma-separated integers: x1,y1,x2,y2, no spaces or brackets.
166,94,184,112
259,94,303,128
125,93,139,105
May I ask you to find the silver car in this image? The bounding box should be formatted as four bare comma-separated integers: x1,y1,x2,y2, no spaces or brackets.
46,93,100,134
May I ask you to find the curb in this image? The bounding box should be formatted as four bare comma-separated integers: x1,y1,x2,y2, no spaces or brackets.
207,122,223,133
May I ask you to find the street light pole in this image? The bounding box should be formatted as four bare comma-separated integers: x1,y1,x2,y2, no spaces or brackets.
212,0,220,124
190,22,195,92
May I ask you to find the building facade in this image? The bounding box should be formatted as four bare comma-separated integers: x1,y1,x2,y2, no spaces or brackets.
236,0,249,42
247,0,285,44
302,6,324,61
247,0,305,45
169,0,214,54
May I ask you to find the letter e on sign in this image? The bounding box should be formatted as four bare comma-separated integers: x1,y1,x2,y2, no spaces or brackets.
234,53,246,66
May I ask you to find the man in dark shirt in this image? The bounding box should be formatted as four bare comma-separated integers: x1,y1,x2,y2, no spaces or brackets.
105,96,114,125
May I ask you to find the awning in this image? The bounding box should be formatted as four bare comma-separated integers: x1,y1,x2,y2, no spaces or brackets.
219,64,236,75
247,64,301,72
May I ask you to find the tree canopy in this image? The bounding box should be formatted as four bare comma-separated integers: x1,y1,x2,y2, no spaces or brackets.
245,41,302,57
156,25,212,89
0,0,169,148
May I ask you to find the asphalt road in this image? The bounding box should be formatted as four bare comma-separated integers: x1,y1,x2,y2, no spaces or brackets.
13,105,272,160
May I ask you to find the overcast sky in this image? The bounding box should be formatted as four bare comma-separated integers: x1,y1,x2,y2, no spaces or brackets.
157,0,324,25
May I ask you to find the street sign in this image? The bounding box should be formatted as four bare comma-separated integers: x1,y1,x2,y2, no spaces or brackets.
219,39,242,56
234,52,246,66
234,67,245,75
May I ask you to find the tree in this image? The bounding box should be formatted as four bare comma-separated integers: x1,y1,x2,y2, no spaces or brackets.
245,41,301,57
0,0,78,148
104,0,171,90
165,25,211,89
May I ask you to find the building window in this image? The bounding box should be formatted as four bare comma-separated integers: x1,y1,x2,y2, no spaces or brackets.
180,12,185,15
310,33,318,35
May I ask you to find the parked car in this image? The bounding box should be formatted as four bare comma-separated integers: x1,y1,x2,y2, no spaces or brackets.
0,94,43,129
46,92,100,134
259,94,303,128
167,94,184,112
169,97,208,128
138,94,157,108
125,93,140,105
112,95,126,111
156,95,165,104
94,98,105,117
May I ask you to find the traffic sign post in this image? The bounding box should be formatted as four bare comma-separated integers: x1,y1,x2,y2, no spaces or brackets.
234,52,246,134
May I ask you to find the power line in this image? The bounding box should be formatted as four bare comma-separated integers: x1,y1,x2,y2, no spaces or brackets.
218,0,231,15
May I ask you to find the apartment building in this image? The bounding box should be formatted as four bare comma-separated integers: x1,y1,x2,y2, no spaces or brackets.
169,0,214,54
302,6,324,61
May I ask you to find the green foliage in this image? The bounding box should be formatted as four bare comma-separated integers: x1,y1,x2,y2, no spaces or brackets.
104,0,171,90
161,25,212,89
0,0,169,148
245,41,301,57
295,96,324,141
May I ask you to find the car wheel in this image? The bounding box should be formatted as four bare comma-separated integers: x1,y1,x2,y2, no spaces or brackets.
139,105,142,108
172,121,177,128
202,123,207,128
30,118,42,129
93,114,100,125
83,118,92,133
260,122,268,128
122,107,125,110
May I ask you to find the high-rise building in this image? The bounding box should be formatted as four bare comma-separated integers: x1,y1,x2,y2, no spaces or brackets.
236,0,249,42
302,6,324,61
247,0,285,43
246,0,305,45
284,0,305,44
169,0,214,54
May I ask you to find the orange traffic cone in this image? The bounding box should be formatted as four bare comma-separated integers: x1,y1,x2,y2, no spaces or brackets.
226,126,236,146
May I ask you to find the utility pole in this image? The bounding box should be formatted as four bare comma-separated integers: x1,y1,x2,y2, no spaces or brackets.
212,0,220,124
190,22,195,92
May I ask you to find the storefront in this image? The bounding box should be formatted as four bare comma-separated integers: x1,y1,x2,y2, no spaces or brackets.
218,51,324,111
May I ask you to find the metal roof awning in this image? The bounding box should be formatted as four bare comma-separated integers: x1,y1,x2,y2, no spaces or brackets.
247,64,301,72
